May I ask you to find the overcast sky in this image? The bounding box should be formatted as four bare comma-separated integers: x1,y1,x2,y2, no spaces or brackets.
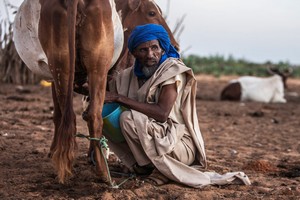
156,0,300,65
1,0,300,64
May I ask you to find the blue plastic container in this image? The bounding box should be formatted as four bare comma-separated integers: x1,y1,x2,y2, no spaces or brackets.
102,103,126,143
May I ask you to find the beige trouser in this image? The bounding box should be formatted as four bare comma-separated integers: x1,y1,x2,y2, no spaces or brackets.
107,111,196,169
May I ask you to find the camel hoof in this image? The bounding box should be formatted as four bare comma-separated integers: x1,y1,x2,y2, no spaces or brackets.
99,175,110,184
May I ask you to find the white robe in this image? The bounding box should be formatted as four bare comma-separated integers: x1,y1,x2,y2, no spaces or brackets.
108,58,251,188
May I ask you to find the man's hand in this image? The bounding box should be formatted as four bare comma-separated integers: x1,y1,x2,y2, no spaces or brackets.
104,83,177,123
105,91,119,103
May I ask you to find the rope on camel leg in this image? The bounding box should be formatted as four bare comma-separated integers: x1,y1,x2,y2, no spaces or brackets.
76,133,136,189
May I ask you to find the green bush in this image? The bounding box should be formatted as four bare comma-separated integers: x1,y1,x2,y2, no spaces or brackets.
182,54,300,78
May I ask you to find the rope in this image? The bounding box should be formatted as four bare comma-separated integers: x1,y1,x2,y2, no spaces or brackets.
75,133,135,188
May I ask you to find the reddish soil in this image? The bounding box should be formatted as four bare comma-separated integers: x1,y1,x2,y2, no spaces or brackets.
1,74,300,199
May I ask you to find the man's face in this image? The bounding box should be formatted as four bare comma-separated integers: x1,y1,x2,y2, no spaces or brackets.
133,40,165,69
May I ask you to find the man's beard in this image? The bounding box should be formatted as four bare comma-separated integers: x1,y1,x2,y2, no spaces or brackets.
142,65,158,79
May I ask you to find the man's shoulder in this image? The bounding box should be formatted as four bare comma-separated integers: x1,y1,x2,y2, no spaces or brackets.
165,57,182,64
163,58,190,71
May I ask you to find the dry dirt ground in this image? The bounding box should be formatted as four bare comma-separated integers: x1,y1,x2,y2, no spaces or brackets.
1,74,300,200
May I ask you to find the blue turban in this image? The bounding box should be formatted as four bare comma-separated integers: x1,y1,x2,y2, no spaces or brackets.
128,24,180,79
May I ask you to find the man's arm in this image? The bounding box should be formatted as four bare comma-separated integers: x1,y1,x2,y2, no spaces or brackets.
105,83,178,122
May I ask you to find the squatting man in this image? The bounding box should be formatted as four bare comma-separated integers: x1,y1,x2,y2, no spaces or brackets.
104,24,250,187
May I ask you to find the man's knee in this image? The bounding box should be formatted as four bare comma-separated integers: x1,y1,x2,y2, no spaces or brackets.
120,110,133,133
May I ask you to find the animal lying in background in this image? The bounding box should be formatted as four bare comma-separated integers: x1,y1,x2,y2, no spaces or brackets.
220,67,293,103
